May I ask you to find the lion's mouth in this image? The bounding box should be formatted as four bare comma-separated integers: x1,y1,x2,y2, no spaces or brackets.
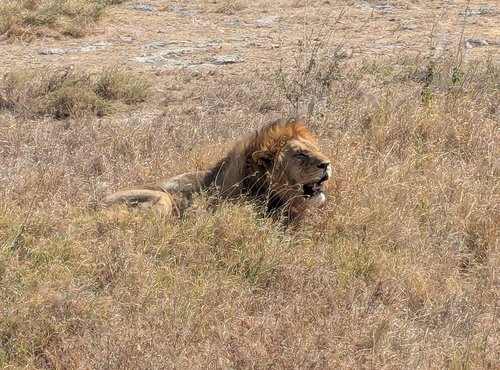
303,173,329,198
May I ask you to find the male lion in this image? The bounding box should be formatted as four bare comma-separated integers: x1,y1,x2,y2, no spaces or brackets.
103,118,331,223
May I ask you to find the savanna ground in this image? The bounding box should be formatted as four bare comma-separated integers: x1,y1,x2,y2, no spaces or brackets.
0,0,498,368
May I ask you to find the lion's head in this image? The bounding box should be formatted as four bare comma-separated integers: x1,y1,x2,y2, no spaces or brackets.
269,133,331,206
211,118,331,220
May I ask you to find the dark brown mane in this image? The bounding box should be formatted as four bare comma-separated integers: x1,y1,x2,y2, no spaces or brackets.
201,118,315,192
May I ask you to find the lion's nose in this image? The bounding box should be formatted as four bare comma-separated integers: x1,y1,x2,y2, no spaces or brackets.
317,161,330,170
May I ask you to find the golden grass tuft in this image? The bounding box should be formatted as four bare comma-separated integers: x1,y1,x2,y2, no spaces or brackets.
0,0,127,40
208,0,247,14
0,66,151,118
94,66,152,104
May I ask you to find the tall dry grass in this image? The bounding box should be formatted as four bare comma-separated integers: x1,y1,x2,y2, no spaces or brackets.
0,0,127,39
0,66,151,118
0,47,498,368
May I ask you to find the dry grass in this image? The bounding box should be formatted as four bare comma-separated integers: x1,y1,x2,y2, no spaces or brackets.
0,0,127,40
0,66,151,118
0,15,499,369
207,0,247,15
94,66,152,105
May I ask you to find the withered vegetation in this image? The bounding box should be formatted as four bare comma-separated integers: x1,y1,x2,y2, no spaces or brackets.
0,66,151,118
0,0,127,39
0,2,498,367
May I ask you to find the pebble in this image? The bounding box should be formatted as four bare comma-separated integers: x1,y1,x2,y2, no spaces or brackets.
166,5,195,17
38,41,112,56
119,36,134,43
127,3,156,12
256,16,281,27
459,7,495,17
134,54,196,67
146,41,189,49
229,19,245,27
38,48,66,55
229,36,251,42
77,41,113,53
465,39,500,48
196,40,222,48
209,55,244,65
466,39,489,48
356,2,393,13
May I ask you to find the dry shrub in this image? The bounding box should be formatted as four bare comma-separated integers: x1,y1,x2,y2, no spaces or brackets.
0,66,151,118
207,0,247,14
94,66,152,104
0,0,127,40
45,85,111,118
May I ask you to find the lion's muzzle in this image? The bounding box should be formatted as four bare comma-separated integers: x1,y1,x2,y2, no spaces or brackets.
302,163,331,206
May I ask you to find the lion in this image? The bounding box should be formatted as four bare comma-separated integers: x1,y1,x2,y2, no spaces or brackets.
103,118,331,223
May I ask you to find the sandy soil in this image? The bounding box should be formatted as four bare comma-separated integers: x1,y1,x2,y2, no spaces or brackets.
2,1,498,81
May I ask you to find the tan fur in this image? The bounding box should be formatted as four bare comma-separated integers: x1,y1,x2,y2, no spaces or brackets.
103,118,331,223
102,189,176,216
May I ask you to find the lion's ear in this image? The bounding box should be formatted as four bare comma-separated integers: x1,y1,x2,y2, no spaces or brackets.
252,150,273,169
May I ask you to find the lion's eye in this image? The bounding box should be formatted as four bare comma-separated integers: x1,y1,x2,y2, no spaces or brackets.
295,153,308,162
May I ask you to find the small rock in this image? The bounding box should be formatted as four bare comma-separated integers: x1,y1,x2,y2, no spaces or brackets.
40,36,56,43
459,7,495,17
229,18,245,27
166,4,186,12
246,42,264,48
119,35,134,43
39,41,111,55
229,35,251,42
134,48,196,63
157,27,178,33
332,47,353,59
465,39,489,48
146,41,169,49
356,2,393,13
256,16,281,27
402,25,416,30
159,59,197,68
127,3,156,12
134,53,198,68
77,41,112,52
169,48,196,55
355,2,371,10
166,5,195,17
208,55,244,65
146,40,189,49
381,4,393,12
196,40,222,48
38,48,66,55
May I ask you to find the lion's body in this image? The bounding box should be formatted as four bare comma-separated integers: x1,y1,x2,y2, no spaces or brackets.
103,118,331,222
